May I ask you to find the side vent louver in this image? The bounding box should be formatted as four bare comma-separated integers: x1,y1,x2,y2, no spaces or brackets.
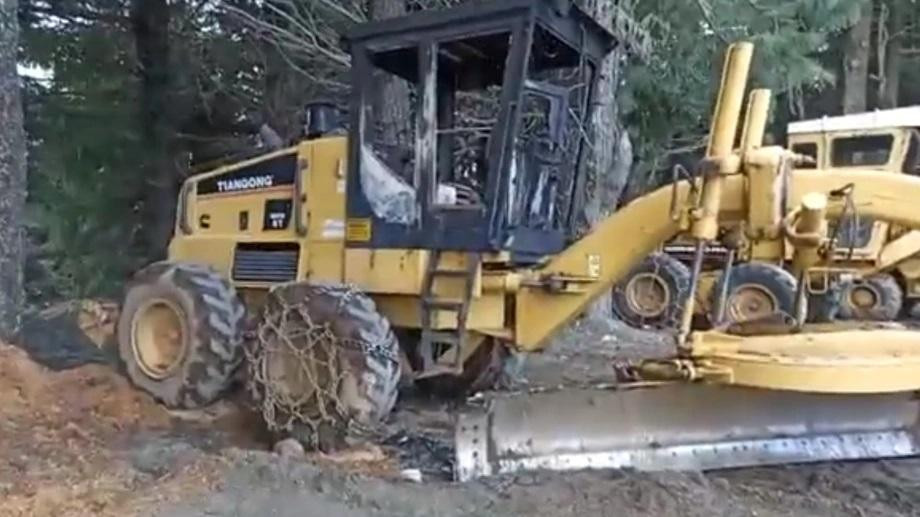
232,243,299,283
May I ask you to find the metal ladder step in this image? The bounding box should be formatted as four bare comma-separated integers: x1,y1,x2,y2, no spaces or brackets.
423,299,464,311
422,330,463,345
418,250,480,374
414,363,463,379
432,269,471,278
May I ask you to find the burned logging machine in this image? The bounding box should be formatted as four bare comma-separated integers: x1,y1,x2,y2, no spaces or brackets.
117,0,920,483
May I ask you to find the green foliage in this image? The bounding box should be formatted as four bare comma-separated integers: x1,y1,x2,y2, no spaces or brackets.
19,0,291,302
622,0,868,180
21,8,146,300
15,0,920,303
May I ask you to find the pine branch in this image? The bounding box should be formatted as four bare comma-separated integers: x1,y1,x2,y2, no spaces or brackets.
694,0,729,44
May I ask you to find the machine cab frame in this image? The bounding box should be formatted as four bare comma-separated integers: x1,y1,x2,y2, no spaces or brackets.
342,0,615,262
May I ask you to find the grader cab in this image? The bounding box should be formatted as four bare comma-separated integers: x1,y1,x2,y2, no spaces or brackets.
118,0,920,482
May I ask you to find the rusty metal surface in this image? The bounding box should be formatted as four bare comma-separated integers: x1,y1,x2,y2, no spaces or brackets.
455,384,920,481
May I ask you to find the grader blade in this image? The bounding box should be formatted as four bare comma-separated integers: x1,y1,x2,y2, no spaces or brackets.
454,384,920,481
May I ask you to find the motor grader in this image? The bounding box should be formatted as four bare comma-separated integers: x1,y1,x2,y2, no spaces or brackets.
117,0,920,482
788,110,920,320
613,107,920,330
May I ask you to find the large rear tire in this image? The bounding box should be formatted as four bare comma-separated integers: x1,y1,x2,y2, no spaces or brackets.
612,252,691,329
712,262,798,326
117,261,246,408
839,273,903,321
247,283,401,450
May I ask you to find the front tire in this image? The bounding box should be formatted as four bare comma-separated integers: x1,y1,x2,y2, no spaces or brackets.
117,261,246,408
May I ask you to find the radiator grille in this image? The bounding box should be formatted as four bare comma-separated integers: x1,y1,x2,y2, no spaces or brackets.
232,244,299,283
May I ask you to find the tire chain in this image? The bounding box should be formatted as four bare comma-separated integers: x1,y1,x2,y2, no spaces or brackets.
245,284,398,449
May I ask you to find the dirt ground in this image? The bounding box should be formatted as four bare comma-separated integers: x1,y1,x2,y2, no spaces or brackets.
4,304,920,516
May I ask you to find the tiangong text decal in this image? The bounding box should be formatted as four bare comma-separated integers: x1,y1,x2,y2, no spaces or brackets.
197,152,298,196
217,175,274,193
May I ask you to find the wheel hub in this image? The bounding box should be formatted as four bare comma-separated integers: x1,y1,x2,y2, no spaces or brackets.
727,284,778,322
258,315,338,410
849,284,880,310
132,299,188,380
262,344,320,405
625,273,671,318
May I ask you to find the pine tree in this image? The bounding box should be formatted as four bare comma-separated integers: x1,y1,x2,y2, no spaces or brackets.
19,0,296,299
0,0,27,337
620,0,866,198
842,1,873,113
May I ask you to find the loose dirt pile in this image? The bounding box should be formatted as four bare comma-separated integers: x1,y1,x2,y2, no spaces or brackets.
0,342,226,516
5,310,920,517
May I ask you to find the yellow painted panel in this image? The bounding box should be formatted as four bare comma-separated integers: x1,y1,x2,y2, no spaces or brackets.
896,258,920,300
304,137,348,283
344,249,482,298
750,240,785,262
374,293,504,330
194,188,298,236
877,230,920,271
745,155,782,239
692,329,920,393
305,242,342,282
168,236,236,277
345,249,426,295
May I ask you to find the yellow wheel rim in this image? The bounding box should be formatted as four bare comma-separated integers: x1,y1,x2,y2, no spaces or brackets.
849,284,880,311
262,342,323,406
727,283,779,322
624,273,671,319
132,299,189,380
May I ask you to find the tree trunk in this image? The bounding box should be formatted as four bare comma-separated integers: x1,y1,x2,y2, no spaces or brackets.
581,0,633,319
842,3,873,114
879,0,903,108
371,0,411,147
132,0,180,258
0,0,27,338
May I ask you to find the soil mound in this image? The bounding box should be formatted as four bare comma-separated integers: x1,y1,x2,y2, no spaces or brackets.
0,342,178,516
